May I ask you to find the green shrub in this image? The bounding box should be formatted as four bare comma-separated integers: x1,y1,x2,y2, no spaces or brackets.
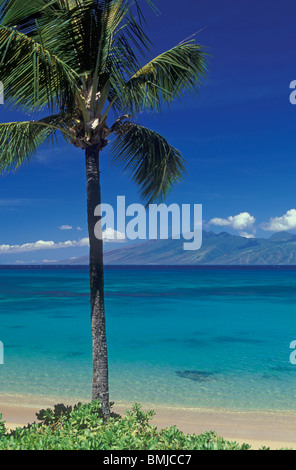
0,413,6,438
0,402,286,450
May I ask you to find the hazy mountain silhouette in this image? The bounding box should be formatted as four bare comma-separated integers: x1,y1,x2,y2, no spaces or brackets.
54,230,296,265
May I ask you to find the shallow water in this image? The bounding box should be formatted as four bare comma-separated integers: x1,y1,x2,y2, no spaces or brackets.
1,266,296,411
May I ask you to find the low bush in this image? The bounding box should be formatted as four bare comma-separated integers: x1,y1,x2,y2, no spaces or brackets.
0,401,280,450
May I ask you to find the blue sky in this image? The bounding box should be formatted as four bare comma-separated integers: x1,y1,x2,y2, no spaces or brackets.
0,0,296,263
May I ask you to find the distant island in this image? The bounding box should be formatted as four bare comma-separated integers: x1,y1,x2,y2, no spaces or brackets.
52,231,296,266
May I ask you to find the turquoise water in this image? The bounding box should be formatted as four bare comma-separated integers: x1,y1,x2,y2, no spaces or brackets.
1,266,296,411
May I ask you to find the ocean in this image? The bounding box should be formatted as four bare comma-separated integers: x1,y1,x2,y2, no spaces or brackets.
1,265,296,412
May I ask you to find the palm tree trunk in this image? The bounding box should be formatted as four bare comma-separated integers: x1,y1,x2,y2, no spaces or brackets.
85,145,110,422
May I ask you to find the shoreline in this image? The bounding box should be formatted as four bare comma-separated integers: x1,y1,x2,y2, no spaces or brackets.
1,395,296,450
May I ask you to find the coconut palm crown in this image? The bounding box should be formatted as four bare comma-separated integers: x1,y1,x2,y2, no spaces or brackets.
0,0,208,420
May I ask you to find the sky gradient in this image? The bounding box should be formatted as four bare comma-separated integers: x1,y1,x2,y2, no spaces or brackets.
0,0,296,263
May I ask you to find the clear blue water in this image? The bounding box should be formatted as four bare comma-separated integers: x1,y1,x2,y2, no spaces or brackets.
1,265,296,411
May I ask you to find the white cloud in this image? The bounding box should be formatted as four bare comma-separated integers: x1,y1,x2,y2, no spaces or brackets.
240,232,255,239
262,209,296,232
15,259,36,264
0,238,90,254
59,225,73,230
77,226,83,231
209,212,256,231
102,227,126,241
0,228,126,255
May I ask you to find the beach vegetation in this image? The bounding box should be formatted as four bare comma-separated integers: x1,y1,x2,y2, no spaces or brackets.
0,401,283,450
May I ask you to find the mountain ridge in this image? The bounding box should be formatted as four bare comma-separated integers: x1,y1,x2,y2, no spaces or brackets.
53,230,296,266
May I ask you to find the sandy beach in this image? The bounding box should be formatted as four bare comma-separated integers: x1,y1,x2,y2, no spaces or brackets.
1,396,295,450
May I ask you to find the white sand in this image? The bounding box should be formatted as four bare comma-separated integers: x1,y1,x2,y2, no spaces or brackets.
1,396,296,450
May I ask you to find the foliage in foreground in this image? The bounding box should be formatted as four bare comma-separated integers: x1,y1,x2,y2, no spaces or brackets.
0,402,287,450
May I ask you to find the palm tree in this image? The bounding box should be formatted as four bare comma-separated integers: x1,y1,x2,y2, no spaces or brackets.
0,0,207,421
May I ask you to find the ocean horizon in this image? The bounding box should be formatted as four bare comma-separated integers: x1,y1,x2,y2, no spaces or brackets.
1,265,296,412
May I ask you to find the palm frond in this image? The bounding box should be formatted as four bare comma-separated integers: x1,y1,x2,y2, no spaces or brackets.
0,24,80,112
89,0,152,113
111,123,186,205
111,40,208,115
0,0,162,117
0,115,74,172
0,0,47,30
